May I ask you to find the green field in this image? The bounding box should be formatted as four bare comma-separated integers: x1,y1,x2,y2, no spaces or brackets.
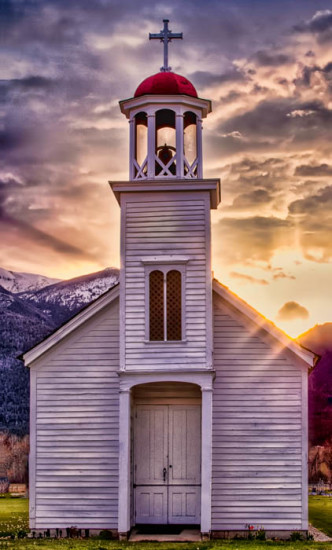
1,494,332,549
309,496,332,538
0,495,28,538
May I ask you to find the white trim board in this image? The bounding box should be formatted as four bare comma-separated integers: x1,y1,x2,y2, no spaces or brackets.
23,284,119,366
212,278,317,369
109,179,221,209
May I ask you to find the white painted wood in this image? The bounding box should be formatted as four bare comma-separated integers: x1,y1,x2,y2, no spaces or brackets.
301,368,308,530
135,487,168,524
134,405,168,524
201,388,212,534
118,389,131,534
168,405,201,524
176,113,184,178
211,293,307,531
110,179,221,209
135,406,168,486
119,94,211,119
168,406,201,485
168,487,200,524
119,197,126,372
129,118,135,180
205,200,213,370
196,118,203,179
30,301,120,530
121,96,210,181
29,369,37,528
119,191,212,372
24,286,119,366
147,114,155,179
134,402,201,525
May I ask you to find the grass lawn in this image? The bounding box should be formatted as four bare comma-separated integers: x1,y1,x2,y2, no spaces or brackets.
1,494,332,549
0,495,28,538
309,495,332,538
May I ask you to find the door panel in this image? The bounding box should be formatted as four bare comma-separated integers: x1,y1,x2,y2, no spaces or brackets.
169,406,201,485
135,486,168,524
134,403,201,524
168,486,201,524
135,405,168,485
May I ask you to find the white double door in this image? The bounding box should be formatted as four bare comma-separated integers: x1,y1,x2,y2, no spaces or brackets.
134,404,201,524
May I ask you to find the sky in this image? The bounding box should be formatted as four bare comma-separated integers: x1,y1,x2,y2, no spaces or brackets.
1,0,331,337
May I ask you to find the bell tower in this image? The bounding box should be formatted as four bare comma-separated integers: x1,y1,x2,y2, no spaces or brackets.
119,20,211,180
120,72,210,180
110,20,220,373
110,20,221,537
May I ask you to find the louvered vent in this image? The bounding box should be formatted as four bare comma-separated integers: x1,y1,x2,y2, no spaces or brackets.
149,270,164,340
167,270,182,341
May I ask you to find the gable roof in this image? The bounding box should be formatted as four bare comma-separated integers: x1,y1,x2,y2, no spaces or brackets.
23,283,119,366
23,277,318,370
213,278,318,370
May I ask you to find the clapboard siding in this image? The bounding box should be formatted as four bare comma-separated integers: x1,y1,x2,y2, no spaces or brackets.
212,293,305,530
32,300,119,529
122,191,211,370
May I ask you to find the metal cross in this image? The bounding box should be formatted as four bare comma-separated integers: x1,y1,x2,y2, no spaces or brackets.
149,19,183,72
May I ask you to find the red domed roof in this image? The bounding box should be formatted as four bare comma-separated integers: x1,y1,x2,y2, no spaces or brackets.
134,72,197,98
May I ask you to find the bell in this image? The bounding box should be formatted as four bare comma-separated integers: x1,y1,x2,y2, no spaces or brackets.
158,143,173,166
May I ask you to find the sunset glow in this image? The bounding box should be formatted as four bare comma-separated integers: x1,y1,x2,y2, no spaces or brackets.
1,1,331,337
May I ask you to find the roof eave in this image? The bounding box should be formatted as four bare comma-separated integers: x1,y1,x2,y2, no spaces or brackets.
22,284,119,367
212,278,318,369
119,94,212,118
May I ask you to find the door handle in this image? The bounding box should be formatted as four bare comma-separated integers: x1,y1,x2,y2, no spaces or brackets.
163,467,167,482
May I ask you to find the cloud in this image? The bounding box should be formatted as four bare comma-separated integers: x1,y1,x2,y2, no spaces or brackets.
221,131,243,139
293,10,332,40
219,90,243,103
273,272,296,280
252,50,293,67
229,188,273,210
287,109,315,118
0,212,90,258
230,271,268,285
218,98,332,146
217,157,290,203
277,301,309,321
214,216,293,265
288,186,332,262
293,63,332,96
189,67,246,88
295,163,332,177
5,76,55,90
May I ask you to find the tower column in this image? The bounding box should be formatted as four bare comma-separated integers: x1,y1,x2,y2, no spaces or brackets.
129,117,135,181
176,113,184,178
201,386,213,536
196,117,203,179
147,113,156,178
118,387,131,538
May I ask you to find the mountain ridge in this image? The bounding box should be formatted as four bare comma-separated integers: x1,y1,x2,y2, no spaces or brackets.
298,323,332,446
0,267,119,434
0,267,60,294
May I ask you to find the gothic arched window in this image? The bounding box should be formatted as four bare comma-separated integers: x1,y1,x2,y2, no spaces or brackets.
149,269,182,341
149,270,164,341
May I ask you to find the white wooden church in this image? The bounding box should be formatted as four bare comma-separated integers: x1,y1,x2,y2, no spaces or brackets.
24,20,317,540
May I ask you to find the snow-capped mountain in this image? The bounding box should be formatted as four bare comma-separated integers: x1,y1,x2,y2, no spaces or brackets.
0,267,119,435
0,267,60,294
19,267,119,325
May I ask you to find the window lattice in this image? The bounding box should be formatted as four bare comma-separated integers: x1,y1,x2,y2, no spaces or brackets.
149,270,164,340
166,270,182,341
